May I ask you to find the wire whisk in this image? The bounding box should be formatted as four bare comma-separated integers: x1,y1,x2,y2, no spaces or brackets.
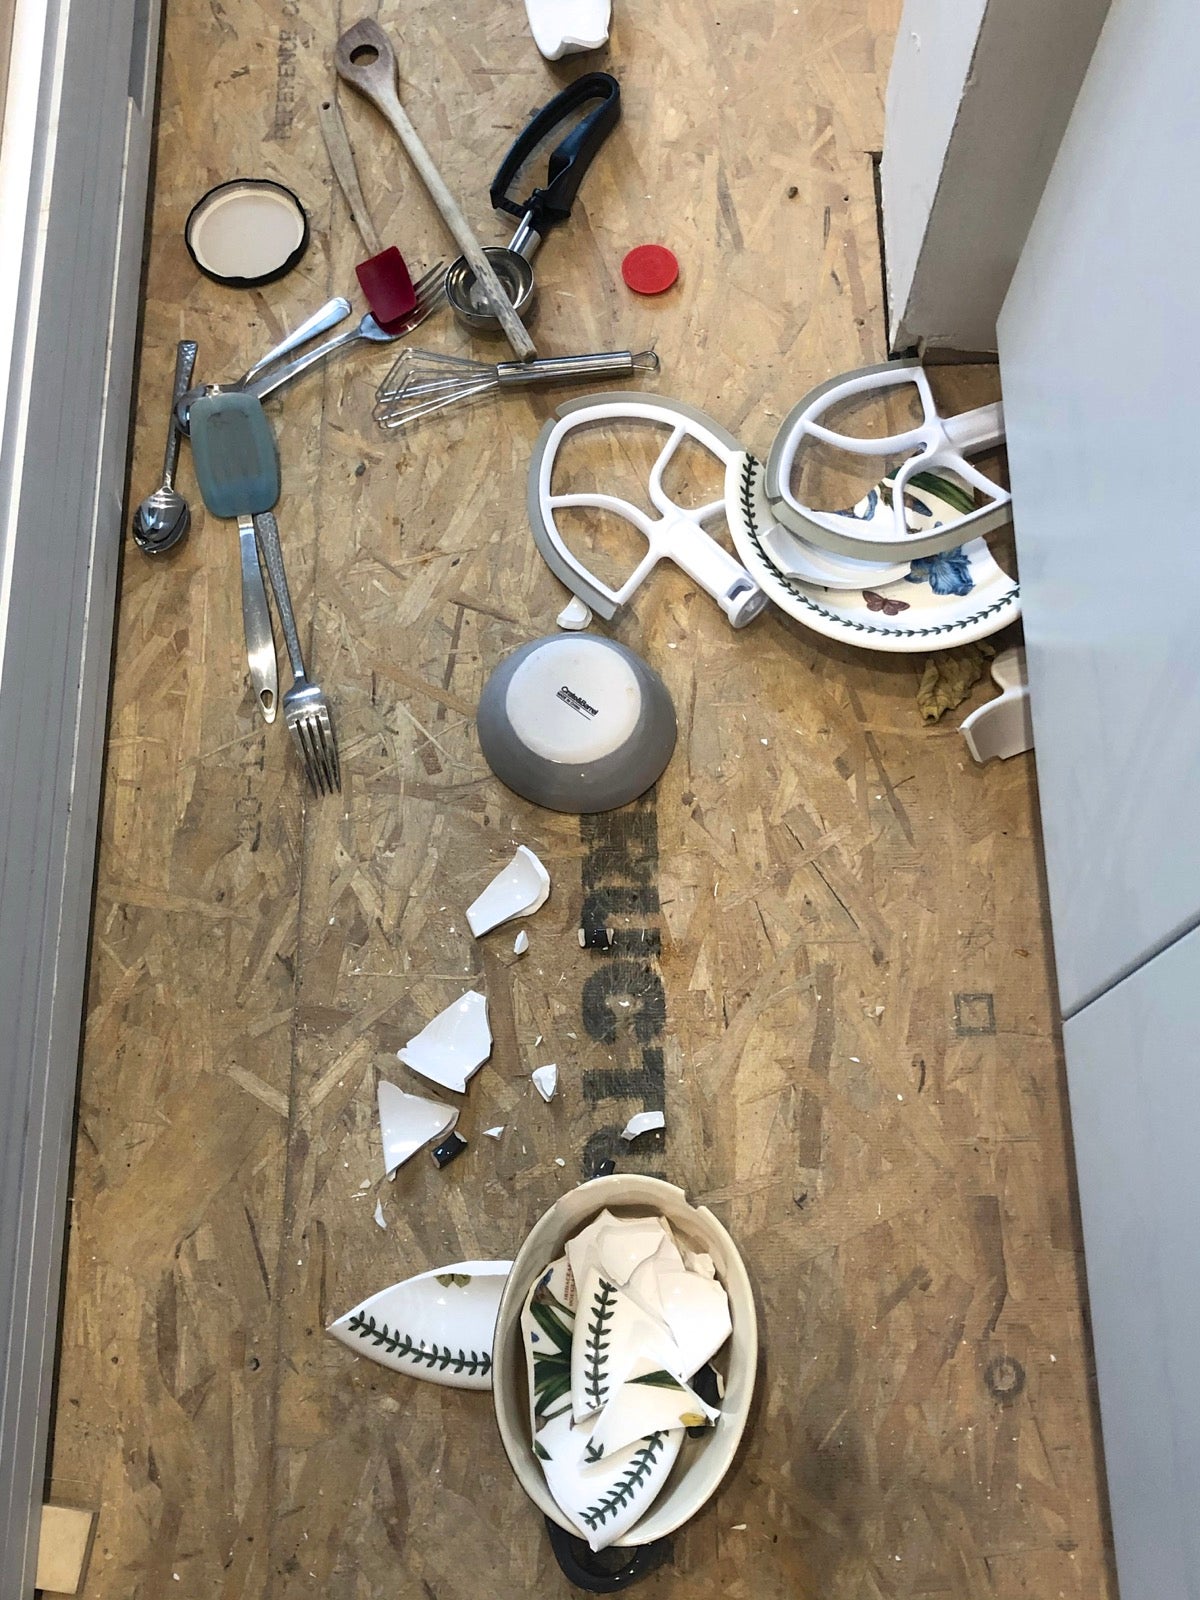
373,346,660,434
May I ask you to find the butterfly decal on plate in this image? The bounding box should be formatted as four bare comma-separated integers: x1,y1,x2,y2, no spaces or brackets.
862,590,911,616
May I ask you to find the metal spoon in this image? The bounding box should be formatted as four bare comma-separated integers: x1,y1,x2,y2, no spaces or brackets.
132,340,197,555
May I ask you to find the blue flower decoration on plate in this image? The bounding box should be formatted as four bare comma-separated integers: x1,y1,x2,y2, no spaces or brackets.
906,546,974,597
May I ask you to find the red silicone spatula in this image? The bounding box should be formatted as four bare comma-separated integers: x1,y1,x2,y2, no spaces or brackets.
318,95,416,330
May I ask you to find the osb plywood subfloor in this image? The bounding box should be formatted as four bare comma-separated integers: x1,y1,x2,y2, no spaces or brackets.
48,1,1116,1596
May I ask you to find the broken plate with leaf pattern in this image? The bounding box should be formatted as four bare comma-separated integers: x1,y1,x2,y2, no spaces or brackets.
328,1260,512,1391
535,1409,685,1553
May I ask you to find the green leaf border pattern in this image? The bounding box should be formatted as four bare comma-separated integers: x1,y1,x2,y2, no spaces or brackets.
579,1433,667,1531
346,1311,492,1379
582,1278,617,1412
740,455,1020,640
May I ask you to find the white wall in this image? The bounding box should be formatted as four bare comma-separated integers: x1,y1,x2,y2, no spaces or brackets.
882,0,1110,352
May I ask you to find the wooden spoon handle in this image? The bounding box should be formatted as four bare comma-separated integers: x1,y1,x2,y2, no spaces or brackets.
334,18,537,361
318,95,382,256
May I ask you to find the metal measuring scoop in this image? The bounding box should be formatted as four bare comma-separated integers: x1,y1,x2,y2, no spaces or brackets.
444,73,620,334
131,340,198,555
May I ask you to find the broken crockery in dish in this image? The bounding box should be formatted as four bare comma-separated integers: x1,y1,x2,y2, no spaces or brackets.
586,1360,719,1457
397,989,491,1093
377,1079,458,1177
521,1253,577,1438
536,1408,685,1552
328,1259,512,1390
571,1268,684,1422
565,1212,669,1293
466,846,550,937
494,1176,756,1554
532,1064,559,1102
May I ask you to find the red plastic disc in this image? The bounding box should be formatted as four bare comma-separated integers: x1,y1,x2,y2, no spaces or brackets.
621,244,679,296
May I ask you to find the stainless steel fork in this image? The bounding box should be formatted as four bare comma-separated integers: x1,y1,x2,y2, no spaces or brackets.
253,512,341,795
241,263,448,405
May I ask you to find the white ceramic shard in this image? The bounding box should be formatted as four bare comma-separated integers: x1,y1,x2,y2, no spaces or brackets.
377,1080,458,1176
653,1268,732,1378
960,647,1032,763
532,1064,559,1102
620,1109,665,1141
483,1125,506,1139
556,595,594,630
398,990,491,1093
571,1269,682,1422
630,1248,732,1376
682,1249,716,1279
536,1409,684,1552
562,1211,668,1295
513,929,530,955
524,0,611,61
466,846,550,937
327,1259,512,1391
587,1361,719,1457
373,1200,388,1230
521,1254,578,1439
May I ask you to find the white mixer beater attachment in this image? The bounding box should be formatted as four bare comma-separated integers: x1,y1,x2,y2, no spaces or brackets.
763,357,1010,562
527,393,767,628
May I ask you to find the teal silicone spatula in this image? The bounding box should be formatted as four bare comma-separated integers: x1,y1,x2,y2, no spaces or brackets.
189,390,280,722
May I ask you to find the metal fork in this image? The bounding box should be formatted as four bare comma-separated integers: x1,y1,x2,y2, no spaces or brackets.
253,512,341,795
241,263,448,405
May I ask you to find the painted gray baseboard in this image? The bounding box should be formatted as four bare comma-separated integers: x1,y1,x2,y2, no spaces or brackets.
0,1,160,1593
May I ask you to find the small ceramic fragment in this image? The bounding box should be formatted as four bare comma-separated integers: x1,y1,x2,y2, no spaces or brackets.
572,1269,682,1422
483,1125,505,1139
578,925,614,949
568,1216,670,1292
373,1199,387,1230
536,1409,684,1552
377,1080,458,1177
620,1109,665,1141
466,846,550,937
532,1064,559,1102
430,1130,469,1168
524,0,611,61
688,1362,723,1434
651,1265,732,1378
521,1254,577,1439
397,990,491,1093
513,929,530,955
327,1259,512,1390
587,1361,719,1456
556,595,594,630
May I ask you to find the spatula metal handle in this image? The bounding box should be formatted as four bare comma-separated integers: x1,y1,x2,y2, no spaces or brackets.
238,514,278,723
253,512,307,682
164,341,198,487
